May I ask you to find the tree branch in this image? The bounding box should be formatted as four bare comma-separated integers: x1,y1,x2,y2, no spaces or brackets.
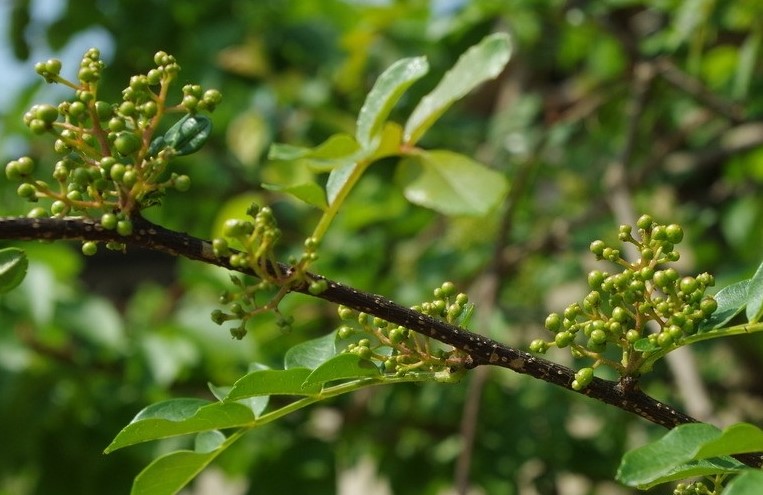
2,215,761,467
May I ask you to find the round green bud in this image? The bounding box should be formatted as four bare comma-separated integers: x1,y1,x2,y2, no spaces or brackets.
27,207,48,218
35,104,59,124
651,225,667,241
554,331,574,348
28,119,48,134
636,214,653,230
699,297,717,317
575,367,594,386
545,313,562,332
640,247,654,262
109,163,126,181
113,132,142,156
212,238,229,256
308,279,328,295
101,213,118,230
94,101,112,121
16,156,34,176
611,306,628,323
587,270,605,289
50,200,67,215
119,101,136,117
625,329,640,343
68,101,87,119
337,325,353,340
590,240,606,257
638,266,654,281
665,224,683,244
203,89,222,105
653,270,670,288
116,219,133,236
17,183,37,199
590,328,607,344
529,339,548,353
440,281,456,297
455,293,469,306
174,174,191,191
81,241,98,256
44,58,62,75
121,170,137,188
146,68,162,85
141,101,157,118
657,332,673,348
679,276,698,294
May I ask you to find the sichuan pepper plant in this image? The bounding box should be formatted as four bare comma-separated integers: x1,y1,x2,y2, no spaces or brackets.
2,34,763,495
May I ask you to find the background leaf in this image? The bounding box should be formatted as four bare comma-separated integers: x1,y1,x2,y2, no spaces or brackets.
356,56,429,148
402,150,508,216
403,32,511,144
0,247,28,293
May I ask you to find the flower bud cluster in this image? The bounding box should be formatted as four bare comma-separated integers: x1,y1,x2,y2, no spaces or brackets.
5,49,218,256
673,481,712,495
530,215,718,389
335,282,471,377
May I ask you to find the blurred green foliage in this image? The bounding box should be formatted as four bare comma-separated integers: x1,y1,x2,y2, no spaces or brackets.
1,0,762,494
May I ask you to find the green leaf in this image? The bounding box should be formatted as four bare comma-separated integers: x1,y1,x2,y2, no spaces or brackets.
284,331,338,369
724,470,763,495
402,150,508,216
105,399,254,453
694,423,763,459
325,162,359,206
700,280,750,331
0,247,28,293
194,430,225,454
356,56,429,148
225,368,322,401
131,449,220,495
303,353,381,387
268,133,361,172
744,260,763,323
404,33,512,145
261,181,327,210
616,423,721,487
625,458,745,489
633,338,660,353
209,382,269,417
617,423,753,489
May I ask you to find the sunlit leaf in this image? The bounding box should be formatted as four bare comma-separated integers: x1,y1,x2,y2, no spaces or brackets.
131,449,220,495
694,423,763,459
404,33,511,145
744,260,763,323
261,181,327,210
0,247,28,293
105,399,253,452
225,368,322,400
326,162,360,206
303,353,381,387
284,331,338,369
268,133,361,171
208,383,269,417
356,56,429,148
616,423,750,489
699,280,750,331
402,150,508,216
617,423,720,486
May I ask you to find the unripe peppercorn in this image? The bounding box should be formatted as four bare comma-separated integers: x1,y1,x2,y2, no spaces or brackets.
81,241,98,256
590,240,606,257
545,313,562,332
117,219,133,236
636,214,653,230
665,224,683,244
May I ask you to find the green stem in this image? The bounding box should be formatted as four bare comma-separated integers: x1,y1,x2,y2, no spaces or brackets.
639,321,763,372
309,160,371,244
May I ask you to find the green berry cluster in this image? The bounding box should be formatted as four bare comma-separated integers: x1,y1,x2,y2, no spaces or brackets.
530,215,718,389
673,481,713,495
335,282,471,378
5,48,219,256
